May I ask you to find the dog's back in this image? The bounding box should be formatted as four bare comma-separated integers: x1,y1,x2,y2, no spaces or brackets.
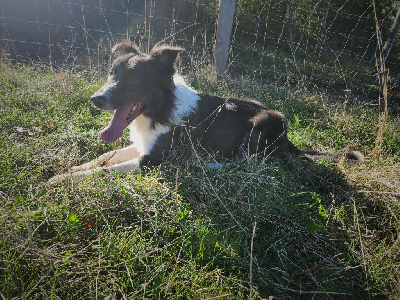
180,95,296,157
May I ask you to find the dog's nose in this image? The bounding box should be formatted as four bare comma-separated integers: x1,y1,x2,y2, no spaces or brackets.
91,95,107,109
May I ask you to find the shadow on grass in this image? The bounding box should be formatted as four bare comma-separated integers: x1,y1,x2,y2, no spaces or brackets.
162,150,384,299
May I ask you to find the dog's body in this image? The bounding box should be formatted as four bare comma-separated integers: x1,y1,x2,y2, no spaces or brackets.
50,42,363,183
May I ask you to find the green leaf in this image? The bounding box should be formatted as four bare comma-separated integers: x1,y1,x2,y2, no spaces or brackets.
66,213,80,226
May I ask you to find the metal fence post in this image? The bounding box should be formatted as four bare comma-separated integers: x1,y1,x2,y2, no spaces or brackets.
214,0,235,74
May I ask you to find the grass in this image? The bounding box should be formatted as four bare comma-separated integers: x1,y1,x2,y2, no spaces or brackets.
0,58,399,299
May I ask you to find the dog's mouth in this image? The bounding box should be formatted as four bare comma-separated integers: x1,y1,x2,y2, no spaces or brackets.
126,102,143,123
100,101,143,143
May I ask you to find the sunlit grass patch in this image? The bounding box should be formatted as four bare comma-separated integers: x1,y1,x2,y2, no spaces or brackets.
1,61,399,298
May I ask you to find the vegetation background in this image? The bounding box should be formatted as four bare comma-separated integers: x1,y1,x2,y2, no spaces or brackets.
0,0,399,298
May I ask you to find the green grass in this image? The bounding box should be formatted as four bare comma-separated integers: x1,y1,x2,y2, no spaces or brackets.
0,60,399,299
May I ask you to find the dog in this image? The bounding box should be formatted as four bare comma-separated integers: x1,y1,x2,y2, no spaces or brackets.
49,41,363,183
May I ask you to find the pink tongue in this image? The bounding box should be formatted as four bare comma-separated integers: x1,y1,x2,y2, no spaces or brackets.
100,103,133,143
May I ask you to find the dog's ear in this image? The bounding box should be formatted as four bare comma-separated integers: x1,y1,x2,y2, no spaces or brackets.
150,46,183,68
112,41,141,56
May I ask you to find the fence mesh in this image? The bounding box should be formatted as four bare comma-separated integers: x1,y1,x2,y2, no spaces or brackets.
0,0,399,101
230,0,399,98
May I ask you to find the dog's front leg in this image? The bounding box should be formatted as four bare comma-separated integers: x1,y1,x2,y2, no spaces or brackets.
70,146,140,172
49,146,141,184
48,157,142,184
69,151,117,172
70,156,142,181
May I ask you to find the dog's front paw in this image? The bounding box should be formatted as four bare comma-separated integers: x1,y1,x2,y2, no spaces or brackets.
48,169,104,185
70,162,96,172
48,173,70,185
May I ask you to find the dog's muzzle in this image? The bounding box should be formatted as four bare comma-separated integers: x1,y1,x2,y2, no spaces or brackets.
91,95,108,109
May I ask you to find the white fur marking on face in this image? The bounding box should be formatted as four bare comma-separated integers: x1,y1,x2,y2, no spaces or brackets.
171,74,200,124
128,115,170,155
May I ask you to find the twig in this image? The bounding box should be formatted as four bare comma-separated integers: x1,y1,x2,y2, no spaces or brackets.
273,283,350,295
353,199,367,274
358,190,400,196
205,294,232,300
125,262,135,290
249,221,257,299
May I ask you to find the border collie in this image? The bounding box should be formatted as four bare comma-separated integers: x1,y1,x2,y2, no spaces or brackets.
49,41,363,183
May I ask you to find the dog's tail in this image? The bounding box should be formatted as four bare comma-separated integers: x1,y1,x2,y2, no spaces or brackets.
301,148,365,166
286,141,364,166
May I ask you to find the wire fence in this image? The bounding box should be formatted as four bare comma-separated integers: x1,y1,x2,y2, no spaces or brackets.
229,0,399,100
0,0,399,101
0,0,216,70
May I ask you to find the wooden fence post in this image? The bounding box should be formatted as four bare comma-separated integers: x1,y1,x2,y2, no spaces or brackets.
214,0,236,74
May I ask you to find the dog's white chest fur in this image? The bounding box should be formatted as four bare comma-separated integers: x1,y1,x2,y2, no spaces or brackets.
128,115,170,155
171,74,200,123
128,74,200,155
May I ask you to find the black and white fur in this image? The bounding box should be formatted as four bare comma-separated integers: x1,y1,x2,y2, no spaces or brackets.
49,42,363,183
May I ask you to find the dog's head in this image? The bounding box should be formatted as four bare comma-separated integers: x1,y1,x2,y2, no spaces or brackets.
91,41,183,143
